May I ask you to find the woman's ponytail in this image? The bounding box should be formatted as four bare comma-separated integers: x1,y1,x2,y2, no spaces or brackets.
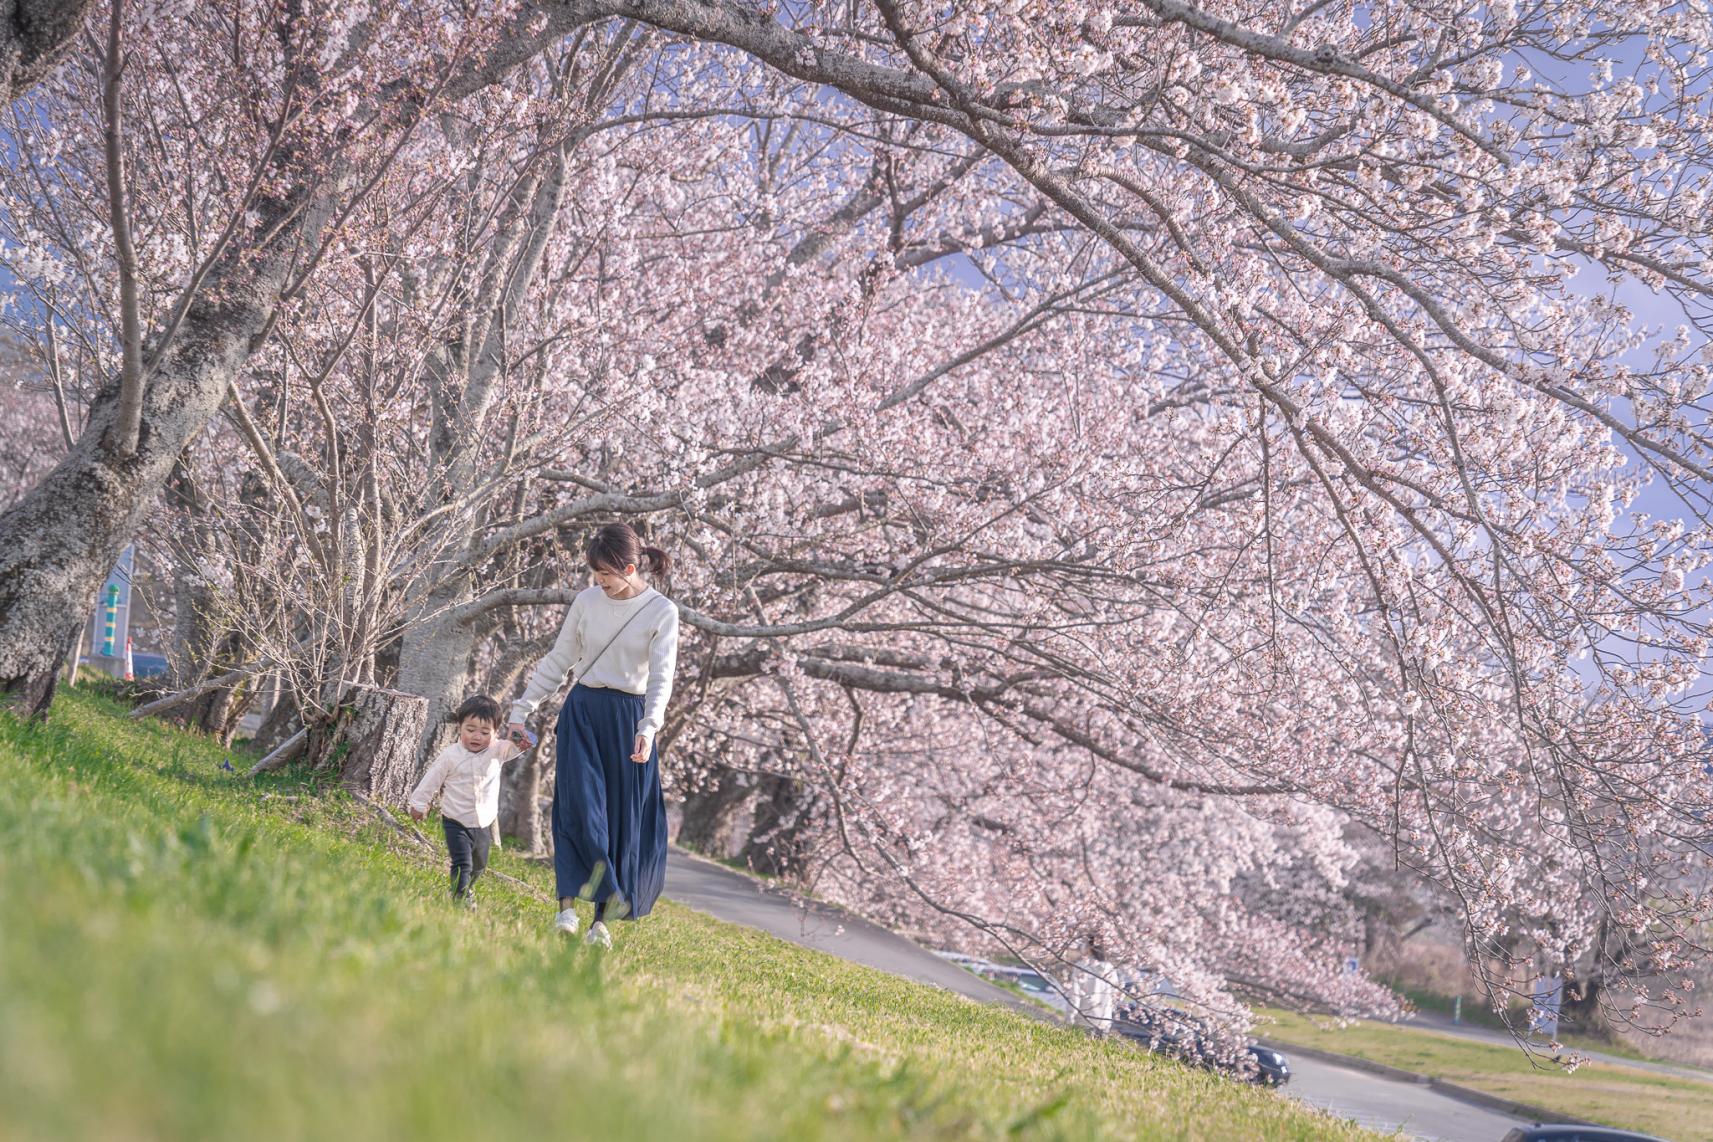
640,545,672,578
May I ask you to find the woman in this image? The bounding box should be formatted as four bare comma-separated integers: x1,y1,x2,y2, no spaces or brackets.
509,523,680,948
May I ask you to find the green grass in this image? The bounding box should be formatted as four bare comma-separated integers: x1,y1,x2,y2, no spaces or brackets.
1386,983,1664,1066
1258,1009,1713,1141
0,688,1382,1142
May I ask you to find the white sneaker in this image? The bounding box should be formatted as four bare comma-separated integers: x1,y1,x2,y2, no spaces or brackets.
554,908,580,936
584,920,612,949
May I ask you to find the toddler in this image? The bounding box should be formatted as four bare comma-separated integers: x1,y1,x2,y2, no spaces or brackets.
407,695,529,907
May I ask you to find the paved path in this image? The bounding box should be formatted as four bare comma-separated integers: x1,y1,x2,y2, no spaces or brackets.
1283,1054,1531,1141
664,848,1040,1015
663,849,1536,1141
1408,1010,1713,1086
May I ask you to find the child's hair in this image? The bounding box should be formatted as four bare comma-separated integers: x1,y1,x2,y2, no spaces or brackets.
448,694,504,727
587,521,671,579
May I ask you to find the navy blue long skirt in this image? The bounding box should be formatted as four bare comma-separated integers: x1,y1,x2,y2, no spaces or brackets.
552,683,667,918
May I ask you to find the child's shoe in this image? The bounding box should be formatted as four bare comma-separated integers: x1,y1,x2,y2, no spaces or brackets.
585,921,612,949
553,907,580,936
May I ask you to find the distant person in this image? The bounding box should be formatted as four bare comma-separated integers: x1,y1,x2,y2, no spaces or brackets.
1068,934,1119,1033
510,522,680,949
407,694,527,909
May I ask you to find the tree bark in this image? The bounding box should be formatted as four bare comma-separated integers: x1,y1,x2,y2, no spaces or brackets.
676,765,754,857
498,737,549,853
397,592,477,761
0,0,97,107
164,458,255,735
312,685,428,805
736,772,815,878
251,684,301,754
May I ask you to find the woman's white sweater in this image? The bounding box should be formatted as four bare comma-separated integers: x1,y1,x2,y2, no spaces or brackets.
510,584,680,749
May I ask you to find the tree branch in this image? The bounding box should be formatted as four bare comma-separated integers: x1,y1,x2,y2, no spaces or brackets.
100,0,144,457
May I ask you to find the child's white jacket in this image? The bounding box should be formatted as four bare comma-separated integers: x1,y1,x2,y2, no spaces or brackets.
407,739,519,829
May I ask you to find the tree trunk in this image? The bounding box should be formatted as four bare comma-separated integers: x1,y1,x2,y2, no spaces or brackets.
0,0,97,106
372,635,402,690
737,772,816,878
499,736,550,854
60,612,85,688
1558,919,1626,1040
170,624,249,738
392,151,577,757
1559,977,1608,1034
396,599,477,763
310,685,428,805
251,682,301,753
676,765,754,857
164,457,252,735
0,162,334,717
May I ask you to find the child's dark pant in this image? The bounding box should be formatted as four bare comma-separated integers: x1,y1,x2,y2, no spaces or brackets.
442,817,492,898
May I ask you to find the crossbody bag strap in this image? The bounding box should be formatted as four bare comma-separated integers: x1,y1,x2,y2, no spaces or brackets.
572,593,666,687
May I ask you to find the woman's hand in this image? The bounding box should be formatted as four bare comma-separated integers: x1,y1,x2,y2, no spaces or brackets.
408,807,425,822
631,734,649,764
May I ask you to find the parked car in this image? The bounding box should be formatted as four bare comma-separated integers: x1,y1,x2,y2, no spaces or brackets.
131,651,169,679
1113,1006,1291,1086
1500,1127,1670,1142
1243,1044,1291,1087
1113,1005,1209,1059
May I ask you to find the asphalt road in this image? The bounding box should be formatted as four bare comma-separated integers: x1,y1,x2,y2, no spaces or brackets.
662,849,1536,1141
663,848,1040,1016
1282,1054,1532,1140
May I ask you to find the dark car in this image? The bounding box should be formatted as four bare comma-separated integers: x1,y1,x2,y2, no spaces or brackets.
1244,1044,1291,1087
1113,1006,1287,1084
1113,1005,1210,1062
130,651,170,679
1500,1126,1671,1142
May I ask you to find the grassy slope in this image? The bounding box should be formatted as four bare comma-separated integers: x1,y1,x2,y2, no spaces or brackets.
0,689,1380,1142
1259,1010,1713,1141
1385,983,1665,1065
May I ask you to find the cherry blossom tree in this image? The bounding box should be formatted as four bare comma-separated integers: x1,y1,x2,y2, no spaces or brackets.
4,0,1713,1045
446,0,1712,1040
0,0,603,711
